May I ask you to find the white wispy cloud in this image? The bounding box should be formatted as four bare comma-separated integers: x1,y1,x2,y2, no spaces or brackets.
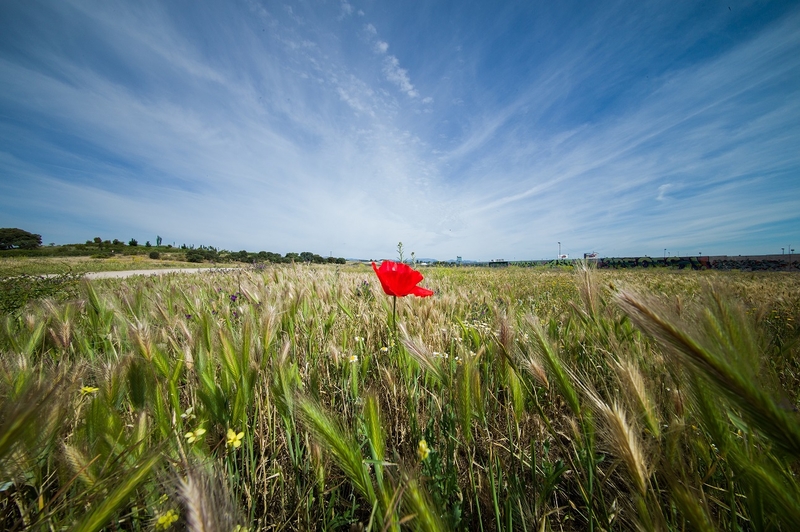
339,1,353,18
422,6,800,257
383,56,419,98
363,22,420,99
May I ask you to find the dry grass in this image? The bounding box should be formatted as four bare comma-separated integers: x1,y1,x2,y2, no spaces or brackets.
0,263,798,530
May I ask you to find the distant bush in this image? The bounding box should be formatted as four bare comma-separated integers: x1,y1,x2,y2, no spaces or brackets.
185,249,218,263
149,251,160,259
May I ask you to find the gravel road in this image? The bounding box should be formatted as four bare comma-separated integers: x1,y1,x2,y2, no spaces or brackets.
83,267,240,279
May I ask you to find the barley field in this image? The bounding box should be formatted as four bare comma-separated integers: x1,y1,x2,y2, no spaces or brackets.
1,264,799,531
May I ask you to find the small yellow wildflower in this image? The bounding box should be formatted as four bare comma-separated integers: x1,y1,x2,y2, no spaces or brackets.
80,386,99,396
417,439,430,461
185,427,206,444
156,508,179,530
380,346,389,353
227,428,245,449
348,354,358,363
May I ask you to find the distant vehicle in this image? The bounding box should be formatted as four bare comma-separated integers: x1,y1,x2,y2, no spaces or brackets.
584,252,598,259
558,254,569,259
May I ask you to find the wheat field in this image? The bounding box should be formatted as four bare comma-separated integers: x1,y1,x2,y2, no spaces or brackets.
1,264,799,531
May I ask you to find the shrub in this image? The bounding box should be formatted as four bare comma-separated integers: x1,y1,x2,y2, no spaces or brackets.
186,249,214,263
149,251,160,259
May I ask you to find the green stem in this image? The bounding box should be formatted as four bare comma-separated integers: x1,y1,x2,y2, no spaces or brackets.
392,295,397,340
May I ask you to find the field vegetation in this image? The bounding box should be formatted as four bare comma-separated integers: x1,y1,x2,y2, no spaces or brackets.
1,264,799,530
0,256,212,278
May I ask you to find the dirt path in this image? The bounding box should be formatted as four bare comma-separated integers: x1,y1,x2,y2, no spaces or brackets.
84,267,241,279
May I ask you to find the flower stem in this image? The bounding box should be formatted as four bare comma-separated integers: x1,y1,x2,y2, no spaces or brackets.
392,295,397,340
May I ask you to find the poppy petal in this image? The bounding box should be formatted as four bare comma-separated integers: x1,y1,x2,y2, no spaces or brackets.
411,285,434,297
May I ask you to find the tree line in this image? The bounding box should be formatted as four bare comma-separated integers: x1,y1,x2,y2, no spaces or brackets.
0,228,346,264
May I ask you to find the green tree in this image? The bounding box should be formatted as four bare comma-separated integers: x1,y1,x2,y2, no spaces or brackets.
295,252,325,263
128,238,138,246
0,228,42,250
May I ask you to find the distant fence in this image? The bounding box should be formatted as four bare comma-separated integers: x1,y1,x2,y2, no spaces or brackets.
594,255,798,271
450,255,799,271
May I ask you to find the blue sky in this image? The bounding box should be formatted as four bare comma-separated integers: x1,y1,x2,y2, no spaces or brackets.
1,0,798,260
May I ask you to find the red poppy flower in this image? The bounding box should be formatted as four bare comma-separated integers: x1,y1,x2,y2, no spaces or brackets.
372,260,434,297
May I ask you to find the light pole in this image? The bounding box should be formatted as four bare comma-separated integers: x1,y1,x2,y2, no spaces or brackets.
558,241,561,260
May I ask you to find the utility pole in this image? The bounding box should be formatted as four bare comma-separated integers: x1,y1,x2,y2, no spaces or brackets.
558,241,561,260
